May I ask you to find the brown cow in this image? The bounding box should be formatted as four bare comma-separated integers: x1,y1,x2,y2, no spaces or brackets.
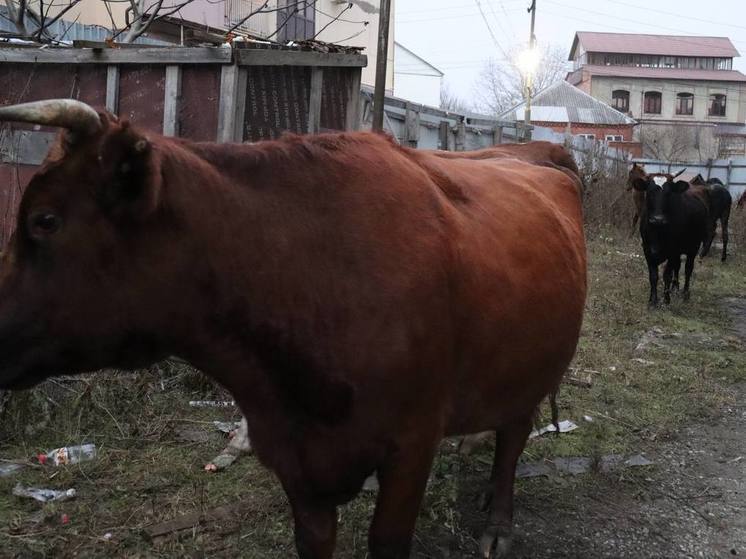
628,162,647,232
430,140,581,181
0,100,586,559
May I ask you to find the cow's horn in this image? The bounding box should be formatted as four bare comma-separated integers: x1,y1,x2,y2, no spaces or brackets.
672,168,687,179
0,99,101,135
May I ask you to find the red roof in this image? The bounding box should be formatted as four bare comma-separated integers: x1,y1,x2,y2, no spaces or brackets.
573,65,746,83
570,32,739,59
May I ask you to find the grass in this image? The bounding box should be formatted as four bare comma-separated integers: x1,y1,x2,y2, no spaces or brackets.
0,227,744,558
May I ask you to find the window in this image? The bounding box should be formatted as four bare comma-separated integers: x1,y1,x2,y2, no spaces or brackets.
676,92,694,115
612,90,630,112
605,134,624,142
644,91,662,114
578,134,596,140
709,94,727,116
276,0,315,41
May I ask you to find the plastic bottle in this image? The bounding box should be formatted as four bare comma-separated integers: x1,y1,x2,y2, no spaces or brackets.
38,443,97,466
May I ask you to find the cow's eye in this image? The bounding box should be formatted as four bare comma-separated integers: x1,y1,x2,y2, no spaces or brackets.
28,212,62,238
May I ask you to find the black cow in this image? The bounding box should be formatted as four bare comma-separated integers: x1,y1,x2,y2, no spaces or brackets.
696,178,732,262
631,173,709,307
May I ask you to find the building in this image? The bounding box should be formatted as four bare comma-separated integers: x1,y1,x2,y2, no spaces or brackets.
499,80,641,156
567,31,746,161
393,42,443,107
3,0,394,90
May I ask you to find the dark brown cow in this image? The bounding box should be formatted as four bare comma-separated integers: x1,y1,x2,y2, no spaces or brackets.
430,140,581,180
628,163,647,232
0,100,586,559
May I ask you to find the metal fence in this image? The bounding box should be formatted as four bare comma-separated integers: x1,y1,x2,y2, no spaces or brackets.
628,158,746,199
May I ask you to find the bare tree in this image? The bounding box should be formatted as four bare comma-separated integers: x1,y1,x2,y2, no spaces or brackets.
640,124,700,162
439,82,471,114
473,44,568,117
3,0,83,41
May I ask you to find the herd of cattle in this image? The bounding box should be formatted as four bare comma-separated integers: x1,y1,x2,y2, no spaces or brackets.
0,98,740,558
627,162,736,307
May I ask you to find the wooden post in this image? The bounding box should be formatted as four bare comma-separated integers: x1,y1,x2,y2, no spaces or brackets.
344,69,362,132
439,121,449,150
493,124,503,145
455,119,466,151
705,157,712,181
105,65,120,114
372,0,392,132
234,68,248,142
308,67,323,135
726,159,733,188
162,65,182,137
404,102,420,148
217,64,240,143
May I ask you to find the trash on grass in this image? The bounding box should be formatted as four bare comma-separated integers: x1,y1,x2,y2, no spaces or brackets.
13,484,76,503
0,462,25,477
189,400,235,408
582,415,594,422
516,453,654,478
529,419,579,439
631,358,656,366
565,372,593,388
213,421,242,434
38,444,96,466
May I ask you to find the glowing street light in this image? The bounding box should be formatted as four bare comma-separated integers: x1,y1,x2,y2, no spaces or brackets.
517,46,541,78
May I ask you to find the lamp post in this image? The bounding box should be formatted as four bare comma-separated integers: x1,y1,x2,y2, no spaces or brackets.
520,0,537,142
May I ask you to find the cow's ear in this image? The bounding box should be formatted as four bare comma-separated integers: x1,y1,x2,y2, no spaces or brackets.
97,122,162,218
631,177,649,191
670,180,689,193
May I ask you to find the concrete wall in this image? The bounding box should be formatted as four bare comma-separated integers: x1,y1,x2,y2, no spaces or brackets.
589,76,746,124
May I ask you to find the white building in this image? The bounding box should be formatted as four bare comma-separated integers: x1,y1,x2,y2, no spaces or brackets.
393,42,444,107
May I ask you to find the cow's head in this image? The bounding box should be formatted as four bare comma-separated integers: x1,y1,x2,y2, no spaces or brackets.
631,172,689,256
0,99,187,390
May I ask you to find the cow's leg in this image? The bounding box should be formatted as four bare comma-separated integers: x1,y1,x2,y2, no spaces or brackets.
721,212,730,262
663,258,677,304
290,498,338,559
480,415,533,559
700,218,717,258
682,252,696,301
646,259,659,308
368,441,438,559
630,213,639,237
671,257,681,292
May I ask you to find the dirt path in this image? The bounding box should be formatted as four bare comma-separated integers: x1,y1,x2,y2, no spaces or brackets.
500,299,746,558
500,381,745,558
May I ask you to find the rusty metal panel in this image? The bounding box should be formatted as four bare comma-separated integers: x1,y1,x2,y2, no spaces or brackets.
0,164,37,251
119,65,165,134
179,65,221,142
319,67,348,132
0,131,58,165
243,66,310,142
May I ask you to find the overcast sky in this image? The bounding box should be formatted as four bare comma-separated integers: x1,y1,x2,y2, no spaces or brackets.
395,0,746,106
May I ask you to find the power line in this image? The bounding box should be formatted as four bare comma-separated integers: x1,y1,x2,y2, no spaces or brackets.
397,0,523,16
543,0,746,54
473,0,511,59
398,7,523,24
599,0,746,32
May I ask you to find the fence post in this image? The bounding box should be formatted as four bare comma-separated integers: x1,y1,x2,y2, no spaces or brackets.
217,64,240,143
455,119,466,151
493,124,503,145
726,159,733,188
345,69,362,132
308,67,323,135
105,65,119,114
438,121,449,150
404,102,420,148
162,65,182,137
705,157,712,181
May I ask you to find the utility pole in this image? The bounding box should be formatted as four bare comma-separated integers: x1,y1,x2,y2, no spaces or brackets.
523,0,536,142
372,0,393,133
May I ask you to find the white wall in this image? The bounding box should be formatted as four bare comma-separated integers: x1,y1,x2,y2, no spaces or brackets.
394,74,442,107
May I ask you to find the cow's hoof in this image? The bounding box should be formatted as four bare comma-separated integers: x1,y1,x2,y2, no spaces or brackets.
480,526,512,558
648,301,658,310
682,291,690,301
